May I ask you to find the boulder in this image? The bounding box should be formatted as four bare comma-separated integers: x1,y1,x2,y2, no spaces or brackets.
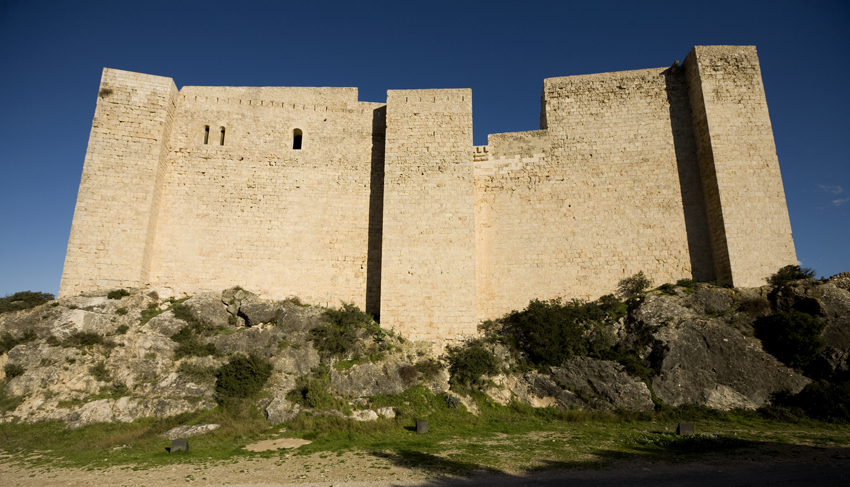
182,293,231,329
487,373,587,410
687,287,736,316
551,357,655,411
162,424,220,440
240,302,279,327
273,345,320,376
66,397,216,429
264,397,301,424
276,302,326,332
330,362,407,398
650,319,810,409
213,326,289,359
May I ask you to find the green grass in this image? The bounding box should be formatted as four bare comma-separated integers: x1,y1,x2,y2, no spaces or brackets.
0,390,848,475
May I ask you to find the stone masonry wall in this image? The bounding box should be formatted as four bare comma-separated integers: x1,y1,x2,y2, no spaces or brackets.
60,69,178,297
381,89,477,339
474,67,715,320
684,46,796,287
147,86,383,309
60,46,797,339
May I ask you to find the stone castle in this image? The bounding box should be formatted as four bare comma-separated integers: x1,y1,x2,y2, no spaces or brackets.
60,45,797,340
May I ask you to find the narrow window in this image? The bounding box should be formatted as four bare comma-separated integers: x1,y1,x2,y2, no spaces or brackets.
293,128,302,150
219,127,226,146
203,125,209,144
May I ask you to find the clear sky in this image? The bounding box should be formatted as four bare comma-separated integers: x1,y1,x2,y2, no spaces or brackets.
0,0,847,297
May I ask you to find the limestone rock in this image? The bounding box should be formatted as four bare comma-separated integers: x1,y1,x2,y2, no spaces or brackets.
264,397,301,424
350,409,379,421
240,302,279,327
182,293,231,329
141,311,187,337
330,362,407,398
487,373,587,410
163,424,220,440
275,303,326,332
66,397,216,429
551,357,654,411
376,406,395,418
650,319,810,409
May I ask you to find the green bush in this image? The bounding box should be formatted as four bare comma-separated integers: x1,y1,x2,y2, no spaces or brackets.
107,289,130,300
312,303,379,358
0,330,37,354
766,379,850,422
415,358,443,380
767,265,816,287
398,364,419,386
754,310,826,373
115,307,128,316
618,271,652,299
173,338,218,360
114,324,130,335
64,331,114,349
286,365,342,409
215,354,273,399
502,295,626,367
0,291,54,314
177,362,217,383
171,304,222,335
4,363,25,379
88,362,111,382
447,340,501,387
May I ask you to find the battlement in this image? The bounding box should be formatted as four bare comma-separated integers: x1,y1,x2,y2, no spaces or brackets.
61,46,796,340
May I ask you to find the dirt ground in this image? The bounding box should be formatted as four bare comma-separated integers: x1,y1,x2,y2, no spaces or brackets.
2,445,850,487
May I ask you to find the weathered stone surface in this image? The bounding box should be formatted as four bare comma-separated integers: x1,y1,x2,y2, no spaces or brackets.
272,344,320,376
488,373,588,410
66,397,216,429
350,409,379,421
240,302,279,327
330,362,406,398
650,319,810,409
141,311,187,337
163,424,220,440
182,292,231,329
552,357,654,411
827,272,850,291
265,398,301,425
213,326,288,359
275,303,325,332
687,287,735,315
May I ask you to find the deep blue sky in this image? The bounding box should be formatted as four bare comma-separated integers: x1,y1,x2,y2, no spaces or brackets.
1,0,847,297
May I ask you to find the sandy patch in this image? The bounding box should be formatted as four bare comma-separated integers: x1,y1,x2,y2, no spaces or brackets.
245,438,313,452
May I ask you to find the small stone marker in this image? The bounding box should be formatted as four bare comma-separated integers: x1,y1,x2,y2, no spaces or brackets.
171,439,189,452
676,423,694,435
416,420,429,434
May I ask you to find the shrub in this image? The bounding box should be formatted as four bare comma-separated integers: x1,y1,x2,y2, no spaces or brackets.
398,364,419,386
0,330,37,354
311,322,358,357
215,354,273,399
88,362,111,382
114,324,130,335
286,365,341,409
173,339,218,360
4,363,25,379
618,271,652,299
171,304,220,335
64,331,114,349
107,289,130,300
177,362,217,383
0,291,54,314
109,381,129,397
447,340,501,387
767,265,816,287
415,358,443,380
754,310,826,372
323,302,375,329
737,296,771,316
115,307,128,316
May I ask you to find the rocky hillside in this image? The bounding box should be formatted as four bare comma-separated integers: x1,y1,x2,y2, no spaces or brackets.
1,272,849,428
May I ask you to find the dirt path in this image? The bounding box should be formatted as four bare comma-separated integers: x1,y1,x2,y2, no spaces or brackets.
2,447,850,487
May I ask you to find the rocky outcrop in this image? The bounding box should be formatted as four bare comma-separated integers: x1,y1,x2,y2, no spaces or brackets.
2,276,848,428
551,357,654,411
648,319,809,409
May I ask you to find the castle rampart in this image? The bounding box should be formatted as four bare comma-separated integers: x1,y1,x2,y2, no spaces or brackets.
60,46,797,340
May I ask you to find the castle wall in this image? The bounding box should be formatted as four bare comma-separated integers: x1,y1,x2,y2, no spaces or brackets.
146,86,384,308
381,89,477,339
474,67,715,319
684,46,796,287
60,68,178,297
60,46,797,338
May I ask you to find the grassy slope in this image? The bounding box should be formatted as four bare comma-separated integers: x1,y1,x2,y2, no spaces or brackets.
1,387,848,475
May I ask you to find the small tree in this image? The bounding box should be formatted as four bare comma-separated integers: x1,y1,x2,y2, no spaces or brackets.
618,271,652,299
767,265,816,287
754,310,826,373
